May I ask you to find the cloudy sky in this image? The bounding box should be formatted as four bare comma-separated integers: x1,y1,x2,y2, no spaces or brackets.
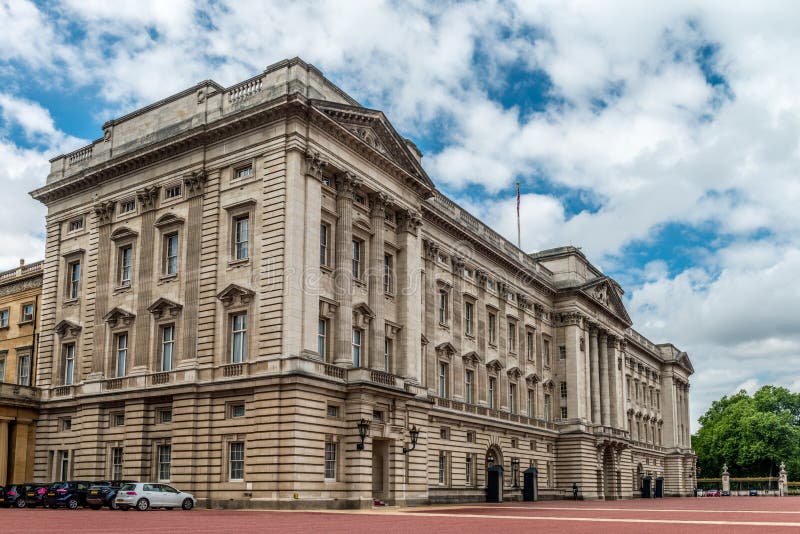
2,0,799,430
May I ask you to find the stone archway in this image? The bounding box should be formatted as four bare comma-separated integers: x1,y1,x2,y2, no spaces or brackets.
486,445,504,486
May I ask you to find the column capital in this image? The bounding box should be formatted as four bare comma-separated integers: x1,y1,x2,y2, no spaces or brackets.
423,238,439,261
369,191,390,217
336,171,362,198
588,322,600,335
305,150,327,182
93,200,116,226
451,255,466,273
396,208,422,235
136,185,161,211
599,330,608,342
183,171,207,198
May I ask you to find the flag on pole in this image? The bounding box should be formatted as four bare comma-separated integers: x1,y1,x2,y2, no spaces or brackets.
516,180,521,249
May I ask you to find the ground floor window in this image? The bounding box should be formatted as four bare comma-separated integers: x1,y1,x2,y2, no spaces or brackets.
324,439,337,480
229,442,245,481
111,447,123,480
158,444,171,481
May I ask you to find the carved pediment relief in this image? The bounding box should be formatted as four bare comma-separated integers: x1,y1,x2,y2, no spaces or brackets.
462,351,482,366
319,297,338,319
486,358,504,374
154,213,185,228
435,342,457,361
579,277,632,326
148,297,183,319
352,302,375,329
217,284,255,308
55,319,82,337
435,279,452,291
526,372,540,385
103,307,135,327
110,227,138,241
677,351,695,374
507,366,523,379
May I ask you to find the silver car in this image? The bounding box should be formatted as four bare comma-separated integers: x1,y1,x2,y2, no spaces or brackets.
115,482,196,511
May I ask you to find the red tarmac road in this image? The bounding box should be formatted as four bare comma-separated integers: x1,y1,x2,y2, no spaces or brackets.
2,497,799,533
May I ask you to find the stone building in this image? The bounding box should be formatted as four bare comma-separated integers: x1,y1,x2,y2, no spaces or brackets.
29,57,695,507
0,259,42,485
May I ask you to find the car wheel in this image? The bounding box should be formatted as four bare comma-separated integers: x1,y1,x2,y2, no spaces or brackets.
110,500,120,510
181,498,194,511
67,498,79,510
136,498,150,511
90,505,101,510
15,499,26,508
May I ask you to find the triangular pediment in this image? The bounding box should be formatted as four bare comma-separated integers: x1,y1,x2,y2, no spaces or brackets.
579,277,632,326
310,100,434,193
677,351,695,374
525,372,540,385
103,307,135,326
435,342,457,360
507,366,523,379
148,297,183,319
217,284,255,307
486,358,504,373
55,319,82,337
462,351,482,366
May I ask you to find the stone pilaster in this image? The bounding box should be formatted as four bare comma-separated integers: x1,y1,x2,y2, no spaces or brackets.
179,173,206,365
497,282,509,411
0,419,8,486
397,209,422,381
302,151,325,358
589,325,601,424
368,193,387,370
608,334,619,428
599,330,610,426
451,256,465,399
132,186,160,370
333,172,359,366
475,270,488,405
91,201,115,377
422,239,438,390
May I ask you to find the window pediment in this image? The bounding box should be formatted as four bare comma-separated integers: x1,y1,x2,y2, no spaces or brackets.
486,358,504,374
148,297,183,319
217,284,255,308
55,319,82,338
385,320,402,339
103,307,135,327
462,351,481,367
319,297,338,319
436,279,452,292
110,227,138,241
525,372,540,385
154,213,185,228
435,342,457,361
507,366,522,379
352,302,374,329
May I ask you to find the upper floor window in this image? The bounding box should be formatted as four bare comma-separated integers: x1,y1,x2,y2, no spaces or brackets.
67,260,81,299
229,442,245,481
163,233,179,276
352,329,362,367
544,394,552,422
324,439,337,480
488,376,497,410
115,333,128,378
0,308,9,328
68,218,84,232
543,338,551,367
234,164,253,180
488,311,497,345
509,382,517,414
318,318,328,360
120,199,136,214
233,215,249,260
21,303,34,323
383,254,393,294
464,369,474,404
161,325,175,371
63,344,75,386
508,321,517,352
438,290,448,325
118,245,133,287
438,361,449,398
231,313,247,363
384,338,392,372
526,331,534,360
164,184,182,199
351,239,363,278
17,353,30,386
559,345,567,360
0,352,5,382
464,302,473,336
560,381,568,399
320,224,330,266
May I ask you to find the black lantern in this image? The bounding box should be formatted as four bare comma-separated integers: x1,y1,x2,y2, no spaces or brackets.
402,425,420,454
487,455,495,466
356,418,370,450
511,458,520,487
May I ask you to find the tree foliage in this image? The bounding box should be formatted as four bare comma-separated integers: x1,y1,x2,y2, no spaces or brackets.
693,386,800,480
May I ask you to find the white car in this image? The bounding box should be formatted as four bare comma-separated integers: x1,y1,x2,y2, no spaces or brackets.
115,482,196,511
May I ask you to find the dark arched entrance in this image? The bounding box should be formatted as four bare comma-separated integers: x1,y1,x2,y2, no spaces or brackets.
485,445,504,503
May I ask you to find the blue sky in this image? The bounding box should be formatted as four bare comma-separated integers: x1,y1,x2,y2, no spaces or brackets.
2,0,800,429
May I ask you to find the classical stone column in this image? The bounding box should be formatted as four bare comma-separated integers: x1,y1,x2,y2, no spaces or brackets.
397,209,422,382
334,172,359,366
91,201,116,376
451,256,465,400
599,330,611,426
422,239,439,390
589,325,601,424
132,186,160,371
179,173,206,365
608,335,619,428
0,419,8,485
368,193,387,370
475,270,489,405
497,283,509,411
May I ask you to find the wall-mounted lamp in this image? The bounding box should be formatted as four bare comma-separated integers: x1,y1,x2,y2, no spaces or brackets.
356,418,370,450
402,425,420,454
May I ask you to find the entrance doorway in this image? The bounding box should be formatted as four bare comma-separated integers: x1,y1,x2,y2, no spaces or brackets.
372,439,390,503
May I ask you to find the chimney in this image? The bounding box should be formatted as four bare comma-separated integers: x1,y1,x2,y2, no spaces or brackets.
19,258,25,267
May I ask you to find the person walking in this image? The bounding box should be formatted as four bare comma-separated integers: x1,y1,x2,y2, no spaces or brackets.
572,482,579,500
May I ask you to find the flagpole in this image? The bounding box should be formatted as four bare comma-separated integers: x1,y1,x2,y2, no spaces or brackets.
516,180,521,249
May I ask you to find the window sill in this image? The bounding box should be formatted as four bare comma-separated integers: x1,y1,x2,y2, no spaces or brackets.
438,322,450,330
227,258,250,269
17,320,33,326
353,278,366,288
464,333,475,340
63,298,79,307
488,342,498,349
158,274,179,283
0,325,9,330
113,285,132,295
320,265,333,274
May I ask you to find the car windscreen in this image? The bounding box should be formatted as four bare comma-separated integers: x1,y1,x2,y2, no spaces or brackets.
49,482,69,489
119,484,136,492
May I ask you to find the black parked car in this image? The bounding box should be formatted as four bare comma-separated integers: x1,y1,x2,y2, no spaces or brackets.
2,484,38,508
86,480,136,510
46,481,92,509
23,483,51,507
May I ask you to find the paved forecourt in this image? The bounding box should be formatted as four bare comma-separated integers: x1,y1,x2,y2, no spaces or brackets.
2,497,799,533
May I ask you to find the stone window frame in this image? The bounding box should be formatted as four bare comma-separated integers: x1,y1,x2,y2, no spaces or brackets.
325,403,342,419
436,280,452,327
153,439,172,482
462,294,477,338
111,330,130,378
217,284,255,365
224,199,256,267
319,219,333,270
486,305,499,347
541,335,552,368
324,434,341,482
154,214,185,280
525,326,536,361
437,450,450,486
506,315,518,354
118,197,137,216
226,400,247,419
108,442,124,480
154,405,173,425
230,157,257,184
60,417,72,432
63,249,85,303
66,216,85,234
148,299,183,372
439,426,450,440
162,181,183,203
110,227,138,291
109,410,126,428
0,307,9,329
19,301,35,324
59,342,77,386
351,234,366,282
227,439,246,482
383,250,395,296
0,350,6,382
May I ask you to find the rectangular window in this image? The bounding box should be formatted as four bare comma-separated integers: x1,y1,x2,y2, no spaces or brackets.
439,427,449,440
384,338,392,372
17,353,30,386
465,455,473,485
161,325,175,371
157,444,171,481
0,308,8,327
438,362,448,398
230,403,246,418
234,165,253,180
527,389,535,416
21,303,34,322
68,260,81,299
234,215,249,260
229,442,245,480
544,394,552,422
559,345,566,360
464,370,474,404
231,314,247,363
61,417,72,431
111,447,123,480
119,245,133,286
508,322,516,352
324,440,337,480
59,451,69,481
351,239,362,278
112,413,125,426
115,333,128,377
383,254,393,293
438,451,447,485
164,233,179,275
158,409,172,424
326,405,339,418
0,353,5,382
68,218,84,232
466,431,476,443
464,302,473,335
317,318,327,360
526,332,534,360
488,377,497,410
488,312,497,344
438,291,448,324
165,184,182,199
320,224,330,266
543,339,551,367
63,344,75,385
509,383,517,414
560,382,567,399
351,329,362,367
560,406,568,420
120,199,136,213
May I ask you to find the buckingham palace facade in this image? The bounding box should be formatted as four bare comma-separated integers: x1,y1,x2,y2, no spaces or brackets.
28,57,695,508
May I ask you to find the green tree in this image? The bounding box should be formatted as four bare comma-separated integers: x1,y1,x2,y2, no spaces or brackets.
693,386,800,481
